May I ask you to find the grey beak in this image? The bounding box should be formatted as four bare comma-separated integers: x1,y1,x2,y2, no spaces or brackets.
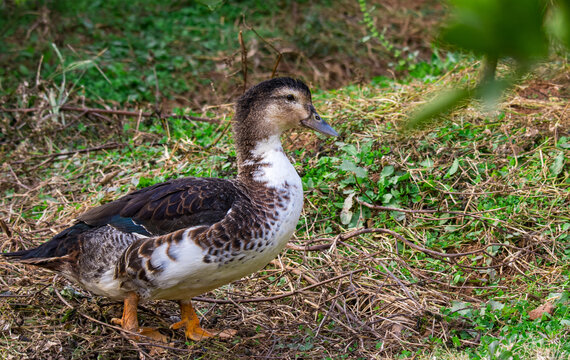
301,108,339,137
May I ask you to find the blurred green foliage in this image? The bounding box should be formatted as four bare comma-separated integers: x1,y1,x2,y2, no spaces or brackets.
441,0,549,62
407,0,570,129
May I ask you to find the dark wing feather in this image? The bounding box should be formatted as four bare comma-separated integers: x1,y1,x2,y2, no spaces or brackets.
3,177,240,271
78,177,239,235
2,222,87,272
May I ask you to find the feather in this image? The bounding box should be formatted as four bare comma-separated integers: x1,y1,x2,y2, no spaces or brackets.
3,77,337,313
78,177,239,235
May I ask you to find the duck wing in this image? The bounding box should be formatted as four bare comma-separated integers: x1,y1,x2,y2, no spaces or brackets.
78,177,239,236
3,177,240,272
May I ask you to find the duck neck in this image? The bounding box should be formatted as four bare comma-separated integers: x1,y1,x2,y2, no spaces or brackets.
236,135,300,188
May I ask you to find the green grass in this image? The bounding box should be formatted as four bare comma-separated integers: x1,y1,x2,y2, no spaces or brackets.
2,0,281,102
1,1,568,359
435,294,570,359
0,0,460,107
2,61,569,358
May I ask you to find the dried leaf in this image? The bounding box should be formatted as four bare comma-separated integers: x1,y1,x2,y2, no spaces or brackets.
340,193,355,225
528,302,554,320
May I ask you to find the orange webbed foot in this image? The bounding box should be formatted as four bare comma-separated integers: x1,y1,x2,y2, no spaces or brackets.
172,300,236,341
112,292,167,343
138,327,169,343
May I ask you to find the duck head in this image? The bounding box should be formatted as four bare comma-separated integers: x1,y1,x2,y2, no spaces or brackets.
233,78,338,154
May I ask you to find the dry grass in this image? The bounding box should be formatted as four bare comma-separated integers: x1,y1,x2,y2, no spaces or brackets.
0,61,569,359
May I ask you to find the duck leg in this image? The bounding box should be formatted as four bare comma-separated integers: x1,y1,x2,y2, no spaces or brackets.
111,292,167,342
170,300,236,341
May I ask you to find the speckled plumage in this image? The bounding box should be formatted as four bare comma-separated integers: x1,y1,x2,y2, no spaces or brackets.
4,77,337,339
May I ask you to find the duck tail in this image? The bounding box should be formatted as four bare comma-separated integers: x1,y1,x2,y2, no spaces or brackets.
2,247,36,260
2,222,89,272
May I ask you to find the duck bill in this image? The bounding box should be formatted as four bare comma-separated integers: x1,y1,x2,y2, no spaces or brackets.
301,111,339,137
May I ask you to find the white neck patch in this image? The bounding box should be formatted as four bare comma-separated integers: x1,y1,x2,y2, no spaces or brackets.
247,135,301,189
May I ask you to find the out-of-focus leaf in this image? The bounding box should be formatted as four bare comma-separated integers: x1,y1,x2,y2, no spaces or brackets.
406,88,471,130
450,300,472,315
548,0,570,49
380,165,394,178
196,0,224,10
441,0,549,62
476,77,512,110
420,158,434,168
488,300,505,311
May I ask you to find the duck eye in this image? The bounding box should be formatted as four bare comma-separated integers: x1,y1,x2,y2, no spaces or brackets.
286,94,295,101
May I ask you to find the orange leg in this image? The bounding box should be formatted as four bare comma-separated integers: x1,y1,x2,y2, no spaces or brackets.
170,300,236,341
111,292,167,343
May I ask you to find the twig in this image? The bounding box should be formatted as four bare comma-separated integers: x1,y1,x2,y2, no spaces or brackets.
242,22,283,77
152,66,161,112
194,269,365,304
271,54,282,78
0,219,12,237
205,117,232,149
239,30,248,93
357,198,530,236
286,242,333,251
11,142,126,164
51,277,176,358
288,227,529,269
0,106,219,124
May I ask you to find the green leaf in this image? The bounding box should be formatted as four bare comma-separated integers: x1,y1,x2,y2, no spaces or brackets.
339,160,368,178
391,210,405,222
557,136,570,149
498,350,514,360
444,225,458,232
380,165,394,178
340,144,359,157
445,158,460,178
549,151,565,177
488,340,500,356
450,300,472,315
488,300,505,311
392,172,410,186
420,157,434,168
196,0,224,10
451,336,461,347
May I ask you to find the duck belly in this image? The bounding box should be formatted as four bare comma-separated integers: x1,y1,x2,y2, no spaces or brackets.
147,218,299,300
147,188,303,301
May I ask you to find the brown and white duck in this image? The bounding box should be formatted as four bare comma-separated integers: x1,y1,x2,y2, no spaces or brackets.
4,77,338,341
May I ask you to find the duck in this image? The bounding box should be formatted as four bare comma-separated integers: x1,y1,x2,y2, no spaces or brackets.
3,77,338,342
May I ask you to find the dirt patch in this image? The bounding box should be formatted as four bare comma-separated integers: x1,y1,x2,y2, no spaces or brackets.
516,79,568,101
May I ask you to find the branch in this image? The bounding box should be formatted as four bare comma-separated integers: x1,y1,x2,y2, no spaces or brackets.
287,227,529,269
0,106,219,124
242,22,283,78
11,142,127,164
193,269,365,304
357,198,529,236
239,30,248,93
